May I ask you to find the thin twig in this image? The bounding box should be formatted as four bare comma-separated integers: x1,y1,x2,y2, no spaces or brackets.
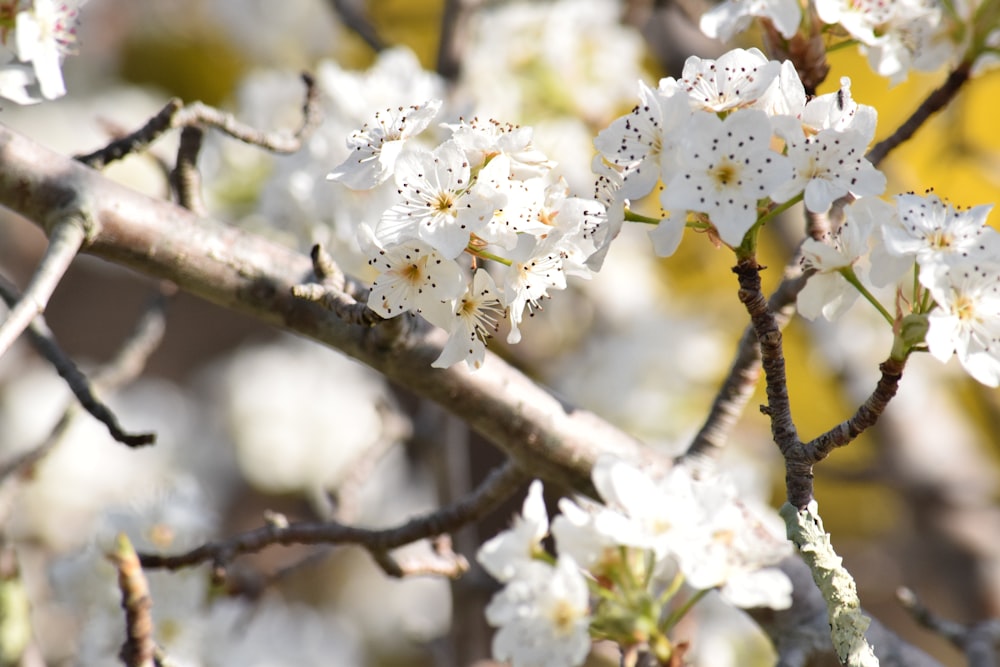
327,0,386,53
866,63,971,168
805,357,905,461
683,267,808,465
75,99,184,169
139,460,527,573
373,535,469,579
0,285,167,478
436,0,481,81
0,219,86,360
733,259,799,450
333,402,411,523
75,73,321,171
172,73,321,155
897,587,1000,666
733,258,820,509
110,534,156,667
293,243,384,327
170,126,207,216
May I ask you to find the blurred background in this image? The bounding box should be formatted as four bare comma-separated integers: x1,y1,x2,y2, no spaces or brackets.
0,1,998,665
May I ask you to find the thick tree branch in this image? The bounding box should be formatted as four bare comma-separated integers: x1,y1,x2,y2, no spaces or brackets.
0,122,951,667
0,123,648,494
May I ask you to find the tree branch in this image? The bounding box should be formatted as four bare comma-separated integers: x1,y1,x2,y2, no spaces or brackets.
0,275,158,448
109,534,156,667
683,263,808,466
0,218,86,359
0,122,650,494
866,63,971,168
804,357,905,461
897,587,1000,666
75,73,321,170
138,460,526,574
0,121,952,667
326,0,386,53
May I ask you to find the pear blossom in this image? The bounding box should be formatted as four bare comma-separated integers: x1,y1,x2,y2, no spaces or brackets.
972,27,1000,75
376,140,501,259
883,192,994,268
478,480,550,582
0,0,83,102
661,108,792,247
754,59,807,120
0,63,39,104
814,0,960,84
699,0,803,41
359,225,467,318
800,78,878,141
425,269,503,370
584,155,626,270
672,48,781,112
797,198,881,321
327,99,443,190
588,457,702,561
592,80,691,200
860,2,957,84
673,483,793,609
485,557,591,667
771,127,886,213
447,117,555,180
551,496,631,573
501,235,568,344
647,211,688,258
922,261,1000,387
472,156,549,250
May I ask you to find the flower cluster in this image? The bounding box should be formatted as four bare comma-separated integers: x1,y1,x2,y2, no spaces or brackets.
799,191,1000,387
0,0,82,103
477,459,792,667
330,105,606,369
594,48,885,257
700,0,1000,83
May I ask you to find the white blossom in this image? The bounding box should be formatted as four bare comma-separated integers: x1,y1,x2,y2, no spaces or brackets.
771,127,886,213
485,557,592,667
672,48,781,112
327,100,443,190
425,268,503,370
359,225,467,317
699,0,803,41
883,192,994,270
376,140,501,259
593,80,691,200
797,198,881,321
922,259,1000,387
13,0,80,100
478,480,550,582
661,108,791,247
800,77,878,141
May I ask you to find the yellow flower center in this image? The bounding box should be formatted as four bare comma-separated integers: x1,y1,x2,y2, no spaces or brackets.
711,159,739,188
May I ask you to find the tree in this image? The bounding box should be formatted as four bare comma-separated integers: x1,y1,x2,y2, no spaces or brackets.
0,0,998,665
